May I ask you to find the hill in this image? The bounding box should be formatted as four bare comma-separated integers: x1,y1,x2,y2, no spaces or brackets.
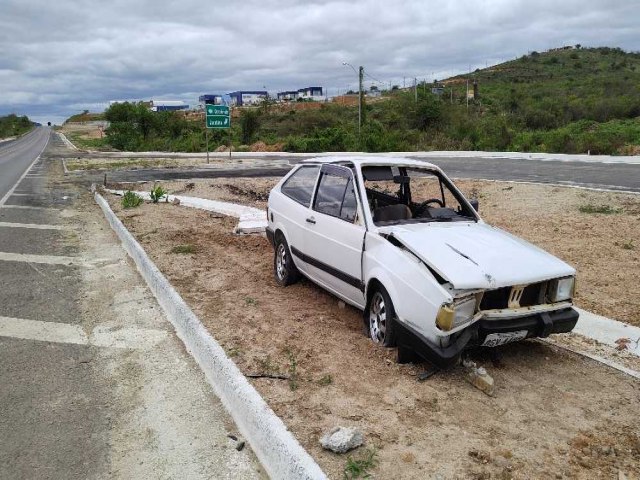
97,47,640,154
0,114,34,139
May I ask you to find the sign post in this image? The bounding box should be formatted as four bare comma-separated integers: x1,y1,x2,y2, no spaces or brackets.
205,104,231,163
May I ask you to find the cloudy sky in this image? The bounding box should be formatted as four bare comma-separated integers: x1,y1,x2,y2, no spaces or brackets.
0,0,637,124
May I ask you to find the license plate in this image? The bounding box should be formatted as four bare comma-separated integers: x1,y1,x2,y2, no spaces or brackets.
481,330,528,348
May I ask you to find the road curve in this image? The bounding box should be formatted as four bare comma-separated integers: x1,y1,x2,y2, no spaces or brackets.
0,127,51,202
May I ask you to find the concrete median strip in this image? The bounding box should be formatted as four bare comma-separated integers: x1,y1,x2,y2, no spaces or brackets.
94,191,326,480
106,188,267,234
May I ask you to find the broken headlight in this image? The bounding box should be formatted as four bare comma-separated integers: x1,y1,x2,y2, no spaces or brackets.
436,295,477,331
548,276,575,303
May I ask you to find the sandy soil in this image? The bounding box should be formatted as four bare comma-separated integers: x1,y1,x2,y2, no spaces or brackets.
107,187,640,480
126,178,640,327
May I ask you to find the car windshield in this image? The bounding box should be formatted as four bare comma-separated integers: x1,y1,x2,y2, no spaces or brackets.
361,165,477,226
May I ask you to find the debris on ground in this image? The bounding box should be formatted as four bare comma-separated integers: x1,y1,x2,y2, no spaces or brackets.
463,359,495,396
321,427,364,454
172,197,181,206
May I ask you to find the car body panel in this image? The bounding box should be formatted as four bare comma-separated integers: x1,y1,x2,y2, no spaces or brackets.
379,222,575,290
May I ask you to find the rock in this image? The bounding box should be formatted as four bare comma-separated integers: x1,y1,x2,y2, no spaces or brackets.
320,426,363,453
618,471,628,480
235,440,245,451
172,197,181,205
338,301,346,310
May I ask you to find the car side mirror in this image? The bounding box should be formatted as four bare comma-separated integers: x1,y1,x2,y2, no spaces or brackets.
469,198,479,212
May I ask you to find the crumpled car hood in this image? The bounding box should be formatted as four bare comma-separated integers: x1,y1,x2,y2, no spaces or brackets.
380,222,575,290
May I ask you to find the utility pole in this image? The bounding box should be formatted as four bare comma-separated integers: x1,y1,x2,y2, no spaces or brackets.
414,77,418,103
358,65,364,136
466,77,469,112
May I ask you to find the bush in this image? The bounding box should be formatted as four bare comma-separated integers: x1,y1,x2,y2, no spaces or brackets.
121,191,143,209
149,185,167,203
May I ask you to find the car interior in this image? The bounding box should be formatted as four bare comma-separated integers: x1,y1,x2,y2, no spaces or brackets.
361,165,477,225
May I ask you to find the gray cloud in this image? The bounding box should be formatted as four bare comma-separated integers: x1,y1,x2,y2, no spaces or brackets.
0,0,637,124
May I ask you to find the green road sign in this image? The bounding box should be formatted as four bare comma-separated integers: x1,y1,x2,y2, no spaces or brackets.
206,115,230,128
206,105,229,116
205,104,230,128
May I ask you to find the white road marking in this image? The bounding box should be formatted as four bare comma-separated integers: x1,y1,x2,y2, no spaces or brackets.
0,316,167,350
0,205,56,210
0,252,77,265
0,133,49,207
0,222,65,230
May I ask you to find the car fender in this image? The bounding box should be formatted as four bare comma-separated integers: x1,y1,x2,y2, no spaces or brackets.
364,233,449,341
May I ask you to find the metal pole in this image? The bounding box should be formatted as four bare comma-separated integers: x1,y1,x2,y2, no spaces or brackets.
358,66,363,138
414,77,418,103
206,127,209,164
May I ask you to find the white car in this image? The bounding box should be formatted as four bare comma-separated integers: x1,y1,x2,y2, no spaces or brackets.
266,156,578,367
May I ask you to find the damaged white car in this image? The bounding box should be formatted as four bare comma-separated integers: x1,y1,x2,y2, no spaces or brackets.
266,157,578,367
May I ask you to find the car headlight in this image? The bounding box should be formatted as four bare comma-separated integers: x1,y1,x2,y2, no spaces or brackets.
436,295,477,331
548,276,575,303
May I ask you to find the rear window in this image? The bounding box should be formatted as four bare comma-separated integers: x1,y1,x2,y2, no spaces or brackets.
280,165,320,207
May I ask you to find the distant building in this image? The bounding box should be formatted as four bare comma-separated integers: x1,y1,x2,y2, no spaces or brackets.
228,91,268,106
276,91,299,102
199,94,224,105
150,100,189,112
297,87,324,101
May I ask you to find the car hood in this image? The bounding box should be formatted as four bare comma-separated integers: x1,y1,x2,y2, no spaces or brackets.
379,222,575,290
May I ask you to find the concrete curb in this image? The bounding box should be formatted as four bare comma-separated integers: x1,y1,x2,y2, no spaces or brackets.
94,191,326,480
58,132,78,150
105,189,267,234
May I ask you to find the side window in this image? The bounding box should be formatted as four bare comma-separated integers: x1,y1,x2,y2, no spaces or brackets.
280,166,319,207
314,171,359,223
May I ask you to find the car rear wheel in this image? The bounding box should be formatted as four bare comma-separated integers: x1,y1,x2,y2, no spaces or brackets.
274,234,300,286
368,286,396,347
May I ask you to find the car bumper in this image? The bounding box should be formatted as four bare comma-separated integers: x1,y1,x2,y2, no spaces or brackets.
395,307,579,369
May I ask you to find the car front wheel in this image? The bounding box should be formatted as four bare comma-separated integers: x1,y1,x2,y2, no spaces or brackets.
368,286,396,347
274,234,300,286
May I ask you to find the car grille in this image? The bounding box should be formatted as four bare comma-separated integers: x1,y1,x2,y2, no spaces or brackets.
480,281,548,310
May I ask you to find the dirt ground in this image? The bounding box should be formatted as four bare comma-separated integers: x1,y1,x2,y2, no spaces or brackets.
106,181,640,480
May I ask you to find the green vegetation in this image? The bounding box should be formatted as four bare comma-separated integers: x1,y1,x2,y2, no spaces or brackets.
343,448,378,479
578,204,622,214
64,131,109,150
121,191,144,209
170,244,197,254
99,47,640,154
0,114,33,139
149,184,167,203
317,374,333,386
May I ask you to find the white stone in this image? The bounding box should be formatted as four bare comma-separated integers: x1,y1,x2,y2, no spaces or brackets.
320,427,363,454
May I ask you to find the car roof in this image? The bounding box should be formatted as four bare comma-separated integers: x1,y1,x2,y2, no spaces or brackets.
299,155,441,171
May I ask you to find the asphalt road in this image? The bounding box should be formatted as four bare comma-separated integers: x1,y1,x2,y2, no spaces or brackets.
71,152,640,193
0,131,263,478
0,127,50,203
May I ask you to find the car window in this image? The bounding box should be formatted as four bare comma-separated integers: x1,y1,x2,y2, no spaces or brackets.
280,165,319,207
314,171,358,222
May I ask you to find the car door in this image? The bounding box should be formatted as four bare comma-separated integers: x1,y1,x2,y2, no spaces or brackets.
275,164,321,276
301,164,366,307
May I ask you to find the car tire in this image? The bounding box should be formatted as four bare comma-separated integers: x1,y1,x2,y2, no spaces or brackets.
367,285,397,347
273,234,300,286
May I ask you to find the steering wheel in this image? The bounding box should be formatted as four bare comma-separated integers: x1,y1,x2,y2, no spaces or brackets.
414,198,444,216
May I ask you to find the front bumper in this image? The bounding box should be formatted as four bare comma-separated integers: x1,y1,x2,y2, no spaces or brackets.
395,307,579,369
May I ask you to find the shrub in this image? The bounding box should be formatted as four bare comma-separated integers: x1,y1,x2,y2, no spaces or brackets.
149,185,167,203
121,190,143,209
170,244,196,254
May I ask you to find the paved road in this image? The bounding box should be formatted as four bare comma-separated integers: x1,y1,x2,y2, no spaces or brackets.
0,131,263,478
69,151,640,193
0,127,50,202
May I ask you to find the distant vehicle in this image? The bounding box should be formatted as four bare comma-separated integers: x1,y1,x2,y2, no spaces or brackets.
47,122,51,126
266,157,578,367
